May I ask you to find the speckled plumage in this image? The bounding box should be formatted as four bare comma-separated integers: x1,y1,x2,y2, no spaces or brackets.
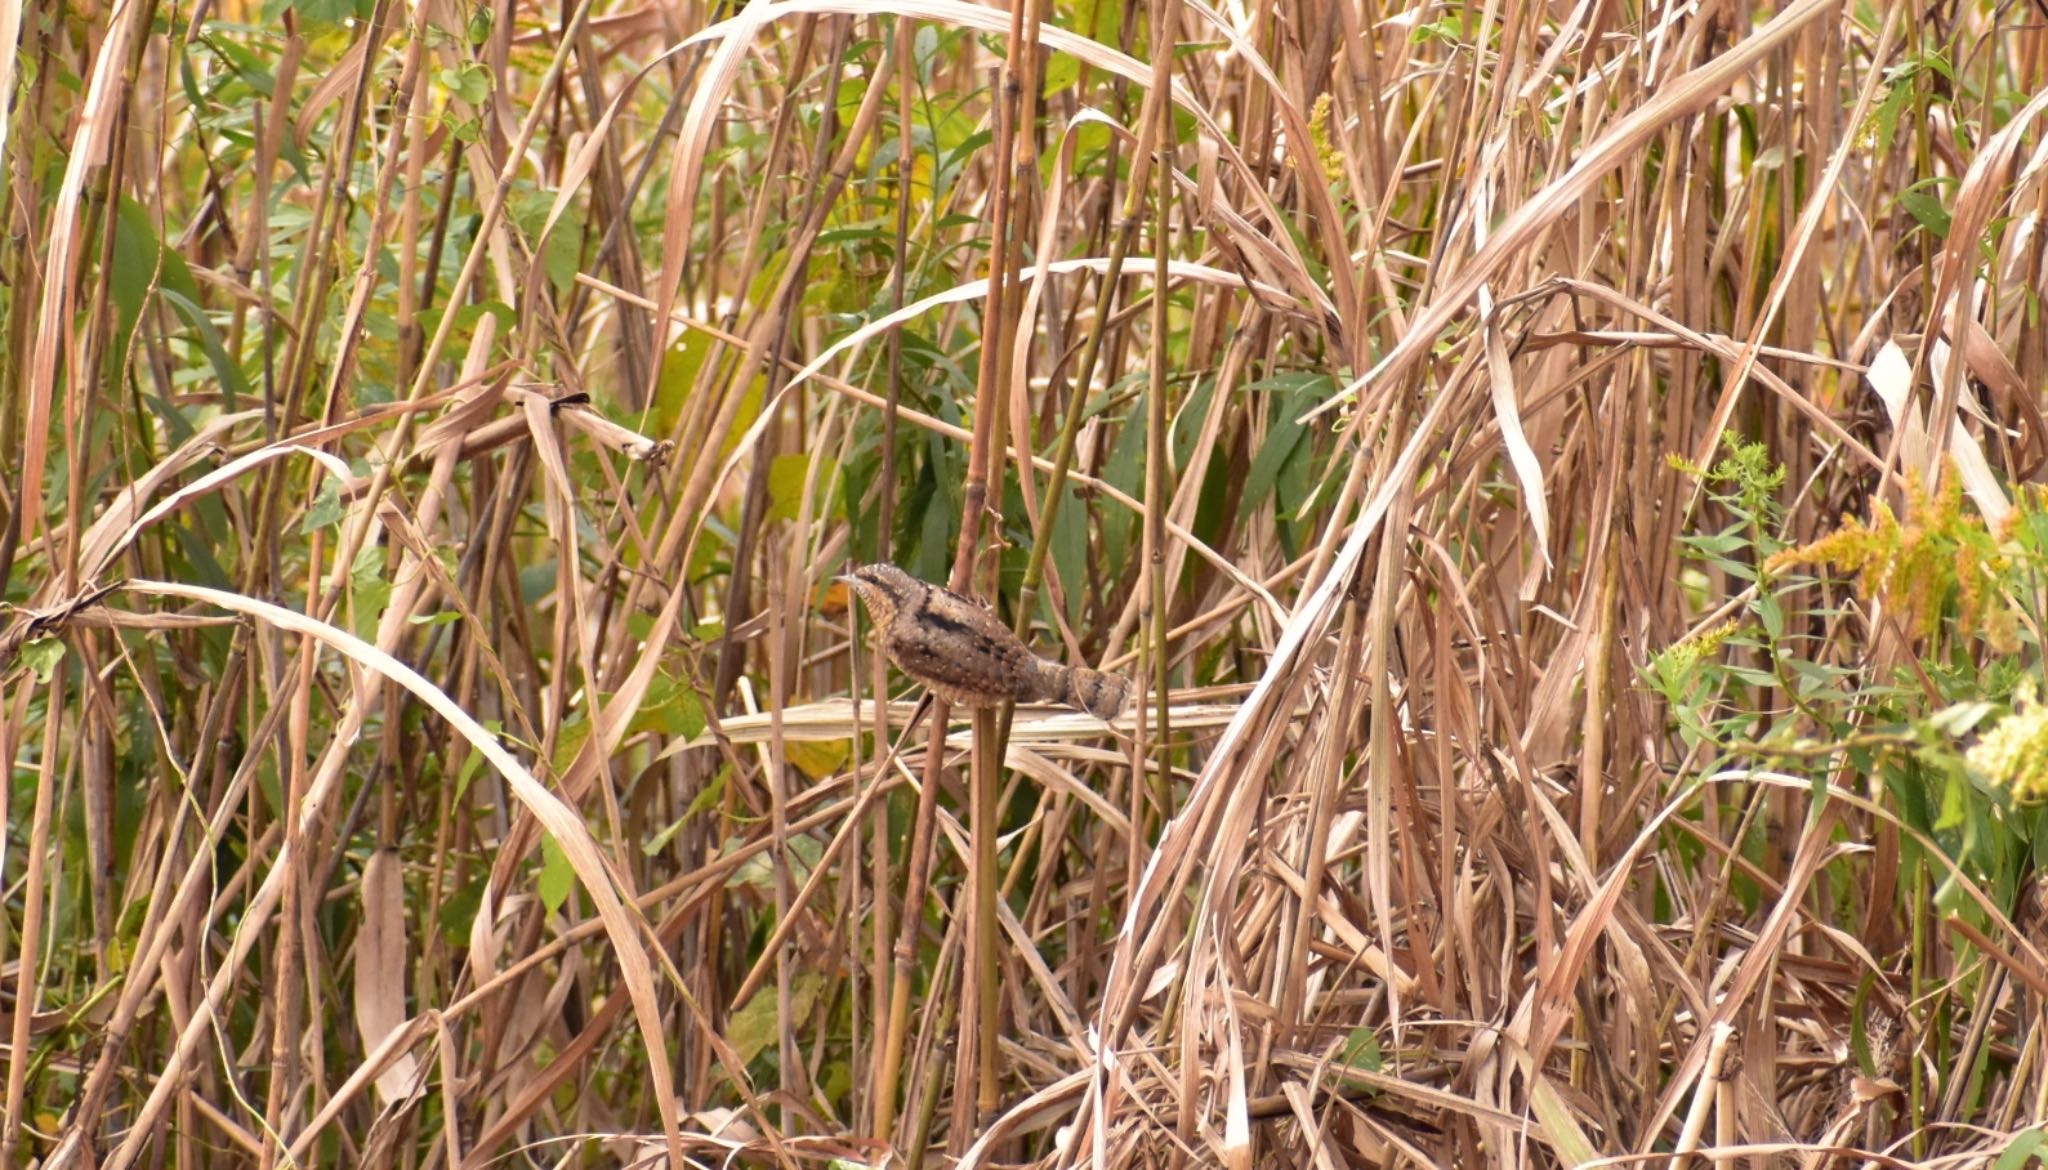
840,563,1130,719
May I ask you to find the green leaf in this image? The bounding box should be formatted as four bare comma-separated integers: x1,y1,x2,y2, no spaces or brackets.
437,63,490,106
1078,0,1121,42
1927,701,1997,738
645,769,729,856
939,129,994,181
688,767,729,819
786,740,850,780
437,873,486,946
1993,1128,2046,1170
301,478,344,533
196,32,277,97
1848,972,1878,1074
768,452,840,523
506,186,582,299
21,637,65,684
453,720,499,800
815,224,894,247
1237,373,1330,524
106,201,156,384
631,673,709,740
1100,390,1147,567
1757,593,1783,639
349,542,390,642
1896,189,1950,238
159,287,253,407
1050,484,1087,626
726,972,824,1070
1339,1026,1382,1072
537,833,574,917
1936,769,1967,832
1042,50,1081,92
651,766,733,856
290,0,366,24
1170,376,1214,469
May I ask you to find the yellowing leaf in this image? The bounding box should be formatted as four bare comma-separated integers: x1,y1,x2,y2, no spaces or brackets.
785,739,849,780
725,972,824,1070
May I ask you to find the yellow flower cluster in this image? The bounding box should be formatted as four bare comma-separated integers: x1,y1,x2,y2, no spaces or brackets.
1966,680,2048,802
1767,466,2015,645
1309,94,1345,185
1662,618,1742,677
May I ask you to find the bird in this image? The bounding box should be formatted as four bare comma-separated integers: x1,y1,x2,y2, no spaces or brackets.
837,562,1131,719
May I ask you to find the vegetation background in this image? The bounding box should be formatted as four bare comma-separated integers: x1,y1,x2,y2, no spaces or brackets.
2,0,2047,1165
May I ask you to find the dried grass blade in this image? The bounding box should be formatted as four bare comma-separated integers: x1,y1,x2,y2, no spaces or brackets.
0,0,20,170
1924,342,2012,525
1484,312,1551,568
353,849,420,1103
19,1,141,564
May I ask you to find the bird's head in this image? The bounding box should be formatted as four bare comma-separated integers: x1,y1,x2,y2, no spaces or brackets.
837,562,919,626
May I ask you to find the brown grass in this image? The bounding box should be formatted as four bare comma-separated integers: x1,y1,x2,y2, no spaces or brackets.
2,0,2046,1166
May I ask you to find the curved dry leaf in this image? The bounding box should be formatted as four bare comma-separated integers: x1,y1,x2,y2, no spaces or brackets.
20,5,142,557
672,697,1257,750
1870,339,2010,524
1688,5,1900,471
284,1013,438,1163
353,849,419,1104
63,409,262,593
1924,341,2013,525
1928,87,2048,351
1484,314,1552,571
649,2,770,394
0,0,22,170
293,32,373,151
1221,977,1251,1170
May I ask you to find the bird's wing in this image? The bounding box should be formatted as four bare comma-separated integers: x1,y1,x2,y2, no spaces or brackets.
886,614,1039,706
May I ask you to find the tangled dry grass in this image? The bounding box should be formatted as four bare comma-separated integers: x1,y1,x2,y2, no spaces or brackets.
2,0,2046,1167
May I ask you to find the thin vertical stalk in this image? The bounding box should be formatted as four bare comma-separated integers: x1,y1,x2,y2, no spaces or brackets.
875,696,951,1143
256,648,316,1169
972,705,999,1119
773,17,852,1124
879,10,913,564
0,676,62,1170
1139,0,1178,867
939,9,1029,1140
866,10,915,1140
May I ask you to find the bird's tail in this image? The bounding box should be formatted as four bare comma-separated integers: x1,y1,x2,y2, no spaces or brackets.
1035,661,1131,720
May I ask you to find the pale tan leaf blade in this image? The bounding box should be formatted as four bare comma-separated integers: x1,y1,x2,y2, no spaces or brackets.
1485,315,1552,570
353,849,419,1104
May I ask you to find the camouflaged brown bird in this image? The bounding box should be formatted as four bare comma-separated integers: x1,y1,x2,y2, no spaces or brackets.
838,562,1130,719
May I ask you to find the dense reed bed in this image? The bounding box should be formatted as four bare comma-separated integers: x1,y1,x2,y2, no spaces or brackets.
2,0,2046,1166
